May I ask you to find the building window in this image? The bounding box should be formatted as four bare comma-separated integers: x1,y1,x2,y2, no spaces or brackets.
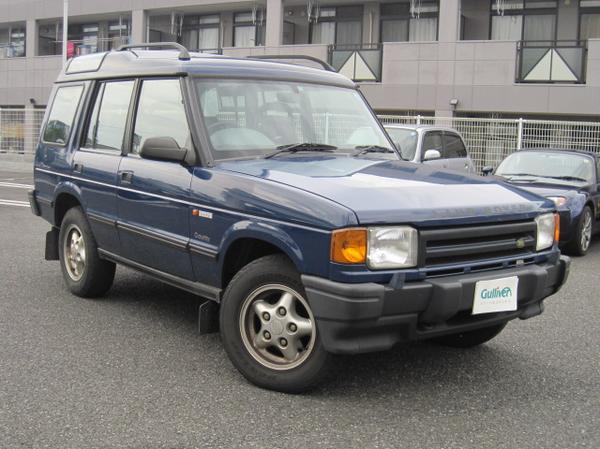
39,22,61,56
380,1,439,43
309,6,363,46
234,11,265,47
580,1,600,39
181,15,220,51
38,17,130,57
0,24,26,57
490,0,557,41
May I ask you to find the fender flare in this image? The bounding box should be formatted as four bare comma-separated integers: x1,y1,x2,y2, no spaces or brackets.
52,180,85,225
217,220,305,275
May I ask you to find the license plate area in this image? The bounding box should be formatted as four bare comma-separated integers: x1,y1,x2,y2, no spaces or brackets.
472,276,519,315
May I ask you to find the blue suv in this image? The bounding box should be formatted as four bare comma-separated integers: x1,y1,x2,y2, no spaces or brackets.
29,43,570,392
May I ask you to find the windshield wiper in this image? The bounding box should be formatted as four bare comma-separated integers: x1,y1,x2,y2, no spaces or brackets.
500,173,535,178
264,143,338,159
538,175,588,182
353,145,398,157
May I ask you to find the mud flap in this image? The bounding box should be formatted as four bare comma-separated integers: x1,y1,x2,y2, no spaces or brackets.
45,228,59,261
198,300,219,334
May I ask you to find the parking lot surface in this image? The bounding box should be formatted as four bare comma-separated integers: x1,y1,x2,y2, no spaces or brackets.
0,164,598,449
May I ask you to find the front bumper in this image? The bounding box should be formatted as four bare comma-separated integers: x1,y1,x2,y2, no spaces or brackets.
302,254,570,354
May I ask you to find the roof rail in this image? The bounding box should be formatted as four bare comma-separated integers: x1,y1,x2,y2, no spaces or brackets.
117,42,191,61
248,55,336,72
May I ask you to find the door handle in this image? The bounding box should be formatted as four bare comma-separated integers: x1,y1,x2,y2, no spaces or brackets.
119,170,134,184
73,163,83,174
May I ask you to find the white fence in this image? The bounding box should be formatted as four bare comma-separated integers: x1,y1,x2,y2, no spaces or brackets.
2,107,600,171
0,109,45,155
379,115,600,171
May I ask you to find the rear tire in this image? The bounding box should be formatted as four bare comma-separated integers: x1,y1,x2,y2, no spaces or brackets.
219,254,332,393
58,206,115,298
432,323,507,348
567,206,593,257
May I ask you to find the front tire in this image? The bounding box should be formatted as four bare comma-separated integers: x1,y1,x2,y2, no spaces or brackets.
219,254,332,393
568,206,593,256
58,207,115,298
432,323,507,348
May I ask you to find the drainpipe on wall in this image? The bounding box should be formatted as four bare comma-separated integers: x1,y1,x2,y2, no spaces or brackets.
62,0,68,65
369,9,373,44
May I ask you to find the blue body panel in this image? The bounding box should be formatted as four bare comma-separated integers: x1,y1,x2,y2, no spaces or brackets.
35,150,557,289
73,149,121,253
218,156,554,226
506,182,599,242
116,157,196,279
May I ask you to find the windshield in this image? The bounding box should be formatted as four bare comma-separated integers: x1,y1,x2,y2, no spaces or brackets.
195,79,396,160
385,127,418,160
496,151,595,185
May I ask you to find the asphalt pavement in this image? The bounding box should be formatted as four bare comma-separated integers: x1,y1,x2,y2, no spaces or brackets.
0,163,598,449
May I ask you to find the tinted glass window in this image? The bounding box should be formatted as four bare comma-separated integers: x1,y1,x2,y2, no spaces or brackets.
132,79,191,154
386,127,418,160
444,133,467,158
422,131,443,159
43,85,84,145
85,81,134,151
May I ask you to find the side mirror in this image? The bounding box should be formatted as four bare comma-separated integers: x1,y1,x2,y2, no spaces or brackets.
423,149,441,161
140,137,187,162
482,166,494,176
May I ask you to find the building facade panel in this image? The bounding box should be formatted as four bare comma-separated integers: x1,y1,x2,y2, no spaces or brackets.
0,0,597,119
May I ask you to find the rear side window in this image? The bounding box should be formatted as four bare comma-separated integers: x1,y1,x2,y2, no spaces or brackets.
43,85,84,145
132,79,191,154
444,133,467,158
422,131,443,159
85,80,135,151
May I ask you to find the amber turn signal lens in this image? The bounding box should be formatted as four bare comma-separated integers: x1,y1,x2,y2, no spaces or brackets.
554,213,560,244
331,228,367,264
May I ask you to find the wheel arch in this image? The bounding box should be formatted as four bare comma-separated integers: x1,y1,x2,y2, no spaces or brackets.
218,221,305,289
53,182,84,227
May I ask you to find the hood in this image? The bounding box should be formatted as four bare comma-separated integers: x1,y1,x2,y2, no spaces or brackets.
217,156,552,225
504,182,588,214
505,182,581,199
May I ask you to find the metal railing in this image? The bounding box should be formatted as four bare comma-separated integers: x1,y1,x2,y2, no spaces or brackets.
0,43,25,58
329,43,382,82
516,40,587,84
3,108,600,170
0,109,45,155
379,115,600,171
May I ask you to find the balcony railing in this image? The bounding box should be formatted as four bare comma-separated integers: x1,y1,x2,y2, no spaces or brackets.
516,40,587,84
328,44,382,82
0,43,25,58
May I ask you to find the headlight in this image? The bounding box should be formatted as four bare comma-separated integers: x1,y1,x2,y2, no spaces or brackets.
367,226,418,269
535,213,556,251
547,196,567,207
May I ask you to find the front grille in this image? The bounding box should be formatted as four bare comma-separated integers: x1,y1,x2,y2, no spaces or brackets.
419,221,537,268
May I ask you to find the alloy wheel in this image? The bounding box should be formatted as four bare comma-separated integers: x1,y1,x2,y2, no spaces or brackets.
581,210,593,252
239,284,316,371
64,224,86,281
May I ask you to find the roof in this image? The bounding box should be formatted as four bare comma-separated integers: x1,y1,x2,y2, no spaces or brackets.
383,124,461,133
56,49,355,88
